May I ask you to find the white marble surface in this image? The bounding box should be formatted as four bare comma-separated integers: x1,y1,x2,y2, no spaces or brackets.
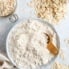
0,0,69,69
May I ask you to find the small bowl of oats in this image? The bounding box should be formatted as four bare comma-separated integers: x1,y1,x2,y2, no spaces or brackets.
0,0,18,23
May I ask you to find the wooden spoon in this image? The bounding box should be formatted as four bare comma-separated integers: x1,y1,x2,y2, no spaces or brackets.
45,33,58,56
0,61,3,66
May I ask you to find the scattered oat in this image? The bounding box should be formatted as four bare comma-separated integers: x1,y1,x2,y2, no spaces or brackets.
30,0,67,23
59,49,65,60
64,39,69,46
51,62,69,69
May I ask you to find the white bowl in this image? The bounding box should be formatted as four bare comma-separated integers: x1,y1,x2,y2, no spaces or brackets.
6,18,60,69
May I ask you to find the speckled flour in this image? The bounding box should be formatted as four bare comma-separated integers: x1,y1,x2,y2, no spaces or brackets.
7,19,57,69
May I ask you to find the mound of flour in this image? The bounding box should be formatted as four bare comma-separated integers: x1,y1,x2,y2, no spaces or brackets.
8,19,57,69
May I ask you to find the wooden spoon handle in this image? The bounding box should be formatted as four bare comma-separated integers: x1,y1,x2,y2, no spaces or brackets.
47,42,58,55
0,61,3,66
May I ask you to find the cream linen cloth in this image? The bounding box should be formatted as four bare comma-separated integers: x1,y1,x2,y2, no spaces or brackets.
0,53,17,69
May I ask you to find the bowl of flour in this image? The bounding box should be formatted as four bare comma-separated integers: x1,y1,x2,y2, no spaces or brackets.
6,18,60,69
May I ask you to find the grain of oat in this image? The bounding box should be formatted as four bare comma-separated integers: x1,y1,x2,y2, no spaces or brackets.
59,49,65,60
64,39,69,46
51,62,69,69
